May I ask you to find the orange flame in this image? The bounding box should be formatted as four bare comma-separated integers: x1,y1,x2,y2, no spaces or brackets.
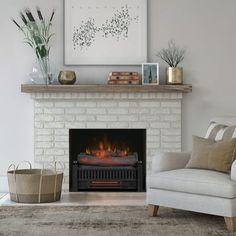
85,137,130,158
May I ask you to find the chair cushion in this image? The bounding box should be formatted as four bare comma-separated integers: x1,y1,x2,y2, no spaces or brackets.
205,121,236,141
148,169,236,198
185,136,236,173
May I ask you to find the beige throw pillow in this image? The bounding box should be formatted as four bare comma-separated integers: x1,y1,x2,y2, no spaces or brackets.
186,136,236,173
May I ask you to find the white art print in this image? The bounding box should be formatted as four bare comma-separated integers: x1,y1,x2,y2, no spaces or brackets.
64,0,147,65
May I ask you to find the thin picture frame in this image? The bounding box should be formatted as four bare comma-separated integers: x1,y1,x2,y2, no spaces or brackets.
64,0,147,65
142,63,159,85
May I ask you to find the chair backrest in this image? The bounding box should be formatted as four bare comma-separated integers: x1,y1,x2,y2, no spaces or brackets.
205,116,236,141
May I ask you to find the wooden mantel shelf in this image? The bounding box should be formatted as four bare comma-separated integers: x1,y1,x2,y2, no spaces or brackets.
21,84,192,93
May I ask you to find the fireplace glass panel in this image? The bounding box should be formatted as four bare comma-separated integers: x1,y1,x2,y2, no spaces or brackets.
69,129,146,192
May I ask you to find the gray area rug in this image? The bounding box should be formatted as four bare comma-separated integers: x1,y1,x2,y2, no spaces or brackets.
0,206,235,236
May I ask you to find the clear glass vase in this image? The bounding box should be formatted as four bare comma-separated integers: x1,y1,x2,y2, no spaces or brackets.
30,57,54,85
38,57,54,85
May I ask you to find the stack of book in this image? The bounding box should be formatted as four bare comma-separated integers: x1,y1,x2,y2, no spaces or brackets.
107,72,140,85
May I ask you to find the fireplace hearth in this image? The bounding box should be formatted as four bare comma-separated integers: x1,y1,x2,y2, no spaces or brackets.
69,129,146,192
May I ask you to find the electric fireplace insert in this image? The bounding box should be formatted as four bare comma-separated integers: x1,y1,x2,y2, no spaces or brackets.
69,129,146,192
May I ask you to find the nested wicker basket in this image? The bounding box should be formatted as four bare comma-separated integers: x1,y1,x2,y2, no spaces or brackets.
7,161,64,203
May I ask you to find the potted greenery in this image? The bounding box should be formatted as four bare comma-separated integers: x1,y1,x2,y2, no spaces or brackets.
156,40,186,84
12,8,55,84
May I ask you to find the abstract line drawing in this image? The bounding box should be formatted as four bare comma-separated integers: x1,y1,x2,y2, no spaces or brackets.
72,5,139,50
64,0,147,65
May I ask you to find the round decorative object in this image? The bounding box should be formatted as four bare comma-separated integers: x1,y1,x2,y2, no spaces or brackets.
58,71,76,85
166,67,183,84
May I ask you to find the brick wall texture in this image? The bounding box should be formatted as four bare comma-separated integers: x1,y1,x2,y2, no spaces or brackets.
32,92,182,191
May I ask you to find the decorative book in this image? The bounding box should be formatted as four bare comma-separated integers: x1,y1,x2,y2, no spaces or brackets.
108,72,140,85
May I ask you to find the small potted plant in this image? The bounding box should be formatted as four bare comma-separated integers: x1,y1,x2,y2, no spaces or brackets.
156,40,186,84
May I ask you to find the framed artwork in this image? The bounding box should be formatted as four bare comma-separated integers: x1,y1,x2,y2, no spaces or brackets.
64,0,147,65
142,63,159,85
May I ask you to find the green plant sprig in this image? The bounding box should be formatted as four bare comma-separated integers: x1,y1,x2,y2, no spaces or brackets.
156,40,186,67
12,8,55,60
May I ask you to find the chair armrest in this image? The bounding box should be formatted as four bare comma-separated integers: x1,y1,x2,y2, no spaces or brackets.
231,160,236,181
151,152,191,174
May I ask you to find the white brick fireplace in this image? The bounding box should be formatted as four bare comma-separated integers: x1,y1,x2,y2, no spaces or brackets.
31,91,184,191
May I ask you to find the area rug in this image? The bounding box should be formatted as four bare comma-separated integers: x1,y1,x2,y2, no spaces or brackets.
0,206,234,236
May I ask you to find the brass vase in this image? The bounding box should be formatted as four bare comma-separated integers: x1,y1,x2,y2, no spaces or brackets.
58,71,76,85
166,67,183,84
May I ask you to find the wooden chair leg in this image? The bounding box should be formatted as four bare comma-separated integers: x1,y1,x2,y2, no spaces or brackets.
224,217,236,232
148,204,159,217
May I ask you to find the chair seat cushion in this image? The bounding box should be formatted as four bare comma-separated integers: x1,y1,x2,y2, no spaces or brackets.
148,169,236,198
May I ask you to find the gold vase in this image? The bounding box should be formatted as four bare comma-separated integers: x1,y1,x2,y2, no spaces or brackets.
166,67,183,84
58,71,76,85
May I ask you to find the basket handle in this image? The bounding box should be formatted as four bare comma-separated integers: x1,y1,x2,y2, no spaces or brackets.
42,162,54,172
7,164,16,173
54,161,64,172
7,164,19,202
16,161,32,170
40,162,64,174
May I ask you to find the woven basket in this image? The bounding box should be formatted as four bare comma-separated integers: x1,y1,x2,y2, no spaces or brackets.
7,161,64,203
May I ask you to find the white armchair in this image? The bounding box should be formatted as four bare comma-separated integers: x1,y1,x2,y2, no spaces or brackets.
147,117,236,232
151,151,191,173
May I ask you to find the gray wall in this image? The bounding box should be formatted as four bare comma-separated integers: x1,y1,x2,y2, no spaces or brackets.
1,0,236,183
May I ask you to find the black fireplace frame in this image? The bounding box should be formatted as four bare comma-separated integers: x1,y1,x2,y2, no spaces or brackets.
69,129,146,192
